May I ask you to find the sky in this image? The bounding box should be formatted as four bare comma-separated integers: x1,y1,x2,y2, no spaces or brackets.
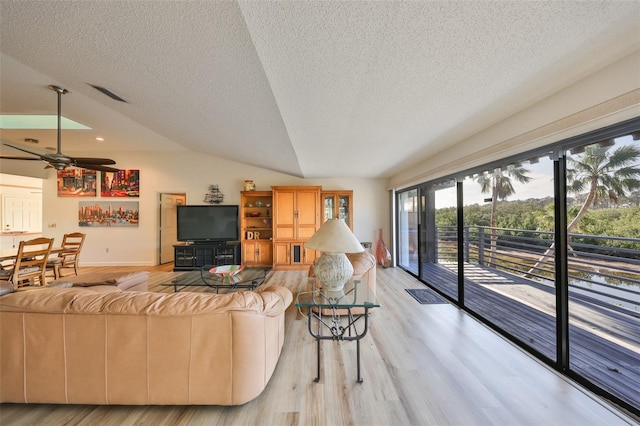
435,135,638,209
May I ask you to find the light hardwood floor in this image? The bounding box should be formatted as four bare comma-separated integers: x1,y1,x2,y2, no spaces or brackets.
1,265,637,425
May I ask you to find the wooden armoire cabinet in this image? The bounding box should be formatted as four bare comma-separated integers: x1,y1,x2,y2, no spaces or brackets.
271,186,322,269
321,190,353,229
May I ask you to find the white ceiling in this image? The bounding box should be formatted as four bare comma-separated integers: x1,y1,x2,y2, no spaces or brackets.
1,1,639,179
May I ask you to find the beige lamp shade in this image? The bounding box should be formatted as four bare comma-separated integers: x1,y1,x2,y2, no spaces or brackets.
305,219,364,292
305,218,364,254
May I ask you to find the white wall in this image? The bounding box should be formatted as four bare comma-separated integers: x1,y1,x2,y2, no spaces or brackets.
390,50,640,189
39,151,389,266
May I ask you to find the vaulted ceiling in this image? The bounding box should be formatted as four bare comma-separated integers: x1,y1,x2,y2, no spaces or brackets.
1,1,639,178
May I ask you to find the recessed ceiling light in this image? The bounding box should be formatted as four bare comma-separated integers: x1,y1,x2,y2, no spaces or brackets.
96,137,105,141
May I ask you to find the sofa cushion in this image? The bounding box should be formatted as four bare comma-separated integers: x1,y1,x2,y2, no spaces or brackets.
50,271,149,291
46,281,73,289
0,285,290,317
13,281,73,293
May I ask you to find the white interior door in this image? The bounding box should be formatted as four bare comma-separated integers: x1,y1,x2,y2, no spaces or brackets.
2,195,42,233
159,193,186,264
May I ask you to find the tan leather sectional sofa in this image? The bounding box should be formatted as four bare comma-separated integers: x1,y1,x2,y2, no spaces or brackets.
346,251,377,293
0,283,292,405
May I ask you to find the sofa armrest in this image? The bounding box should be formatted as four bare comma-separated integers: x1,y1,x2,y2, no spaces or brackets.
255,285,293,318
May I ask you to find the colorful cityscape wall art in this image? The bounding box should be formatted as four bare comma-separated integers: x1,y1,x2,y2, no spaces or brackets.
57,169,97,197
79,201,139,227
101,170,140,197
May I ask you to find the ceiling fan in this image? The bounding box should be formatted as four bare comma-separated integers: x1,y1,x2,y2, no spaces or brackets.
1,85,119,172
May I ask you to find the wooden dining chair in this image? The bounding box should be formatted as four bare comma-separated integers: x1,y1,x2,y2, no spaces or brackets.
0,237,54,289
46,232,86,279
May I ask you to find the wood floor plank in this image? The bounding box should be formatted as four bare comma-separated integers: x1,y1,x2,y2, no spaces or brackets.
0,265,637,425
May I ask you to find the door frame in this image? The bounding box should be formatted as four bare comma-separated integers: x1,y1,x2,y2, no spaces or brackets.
158,192,186,264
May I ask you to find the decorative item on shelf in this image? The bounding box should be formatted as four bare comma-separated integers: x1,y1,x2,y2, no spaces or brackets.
248,212,261,217
256,200,263,207
243,180,256,191
246,231,261,240
204,185,224,204
304,218,364,292
209,264,244,284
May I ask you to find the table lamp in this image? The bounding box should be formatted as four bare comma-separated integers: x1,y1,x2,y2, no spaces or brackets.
305,218,364,292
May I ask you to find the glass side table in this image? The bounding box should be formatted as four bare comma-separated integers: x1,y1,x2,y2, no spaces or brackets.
295,277,380,383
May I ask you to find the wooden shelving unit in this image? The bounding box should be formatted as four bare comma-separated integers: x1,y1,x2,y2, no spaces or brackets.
240,190,273,267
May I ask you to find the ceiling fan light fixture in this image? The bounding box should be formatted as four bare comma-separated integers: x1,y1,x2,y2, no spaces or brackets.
48,85,69,95
0,85,118,172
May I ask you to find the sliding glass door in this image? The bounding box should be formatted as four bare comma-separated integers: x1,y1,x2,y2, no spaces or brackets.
462,153,557,361
566,134,640,408
397,188,418,274
393,119,640,413
422,180,459,301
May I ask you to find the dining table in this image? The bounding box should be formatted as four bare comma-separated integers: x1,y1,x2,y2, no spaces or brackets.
0,246,68,263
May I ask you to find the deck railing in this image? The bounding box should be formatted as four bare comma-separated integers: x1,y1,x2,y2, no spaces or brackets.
436,225,640,312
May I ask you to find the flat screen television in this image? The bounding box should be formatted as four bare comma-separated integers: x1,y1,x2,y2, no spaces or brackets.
176,205,239,243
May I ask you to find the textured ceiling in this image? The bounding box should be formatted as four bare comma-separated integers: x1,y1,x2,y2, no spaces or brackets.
1,1,639,178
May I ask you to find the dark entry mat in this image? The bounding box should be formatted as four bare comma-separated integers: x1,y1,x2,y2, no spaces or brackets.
405,288,448,304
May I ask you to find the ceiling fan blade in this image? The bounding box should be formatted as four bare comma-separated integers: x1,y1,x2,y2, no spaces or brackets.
70,157,117,165
2,143,45,159
0,155,43,161
75,163,120,172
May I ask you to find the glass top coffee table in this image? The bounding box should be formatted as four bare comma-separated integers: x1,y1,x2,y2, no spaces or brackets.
163,265,269,293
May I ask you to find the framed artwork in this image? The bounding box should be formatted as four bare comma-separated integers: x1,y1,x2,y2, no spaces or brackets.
101,170,140,197
57,170,97,197
79,201,139,227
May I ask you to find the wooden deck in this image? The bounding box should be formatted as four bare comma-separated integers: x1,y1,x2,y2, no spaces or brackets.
421,262,640,412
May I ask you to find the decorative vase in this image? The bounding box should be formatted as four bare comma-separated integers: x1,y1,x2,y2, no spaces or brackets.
243,180,255,191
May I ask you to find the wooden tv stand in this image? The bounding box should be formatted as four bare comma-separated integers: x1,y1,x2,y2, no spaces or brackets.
173,242,241,271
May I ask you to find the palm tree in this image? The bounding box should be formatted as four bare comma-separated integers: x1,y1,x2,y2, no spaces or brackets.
527,142,640,275
476,163,531,265
566,143,640,232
